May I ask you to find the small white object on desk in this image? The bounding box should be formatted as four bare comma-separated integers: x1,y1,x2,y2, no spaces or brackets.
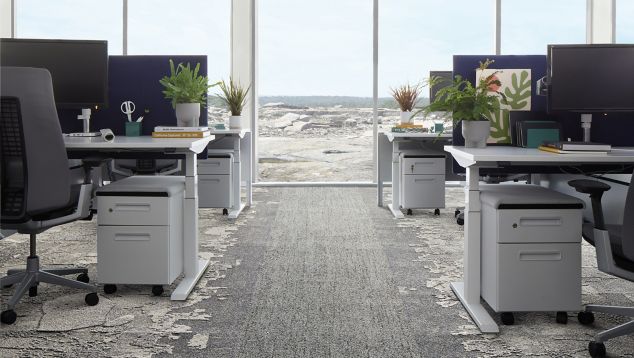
120,100,135,122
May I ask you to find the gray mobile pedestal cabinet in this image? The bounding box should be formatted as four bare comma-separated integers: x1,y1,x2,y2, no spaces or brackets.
96,176,184,296
198,154,232,214
400,153,446,215
480,184,585,325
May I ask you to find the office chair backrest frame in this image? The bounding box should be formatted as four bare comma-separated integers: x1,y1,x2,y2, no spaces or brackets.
622,170,634,261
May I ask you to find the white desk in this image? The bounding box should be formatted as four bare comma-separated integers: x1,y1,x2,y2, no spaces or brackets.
64,135,214,301
444,145,634,333
207,129,252,219
377,131,452,218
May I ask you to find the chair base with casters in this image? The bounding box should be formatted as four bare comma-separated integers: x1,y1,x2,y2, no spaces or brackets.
1,234,99,325
569,178,634,357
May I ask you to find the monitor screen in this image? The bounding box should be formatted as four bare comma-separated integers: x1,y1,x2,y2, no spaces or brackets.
0,38,108,109
547,44,634,112
429,71,452,103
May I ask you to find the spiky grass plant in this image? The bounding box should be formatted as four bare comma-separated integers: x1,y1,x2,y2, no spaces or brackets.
217,77,251,116
159,59,218,109
390,83,422,112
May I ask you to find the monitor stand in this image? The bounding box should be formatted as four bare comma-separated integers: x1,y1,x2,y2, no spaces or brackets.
77,108,92,133
580,113,592,143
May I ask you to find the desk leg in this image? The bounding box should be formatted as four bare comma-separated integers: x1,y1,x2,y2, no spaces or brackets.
388,141,404,218
245,133,253,207
377,138,383,207
172,152,209,300
228,136,246,219
450,166,498,333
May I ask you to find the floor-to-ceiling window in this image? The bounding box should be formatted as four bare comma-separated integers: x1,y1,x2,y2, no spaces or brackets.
15,0,123,54
379,0,494,134
501,0,585,54
616,0,634,43
128,0,231,123
258,0,373,182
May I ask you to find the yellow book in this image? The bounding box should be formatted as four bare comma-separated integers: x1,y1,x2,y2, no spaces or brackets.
152,131,210,138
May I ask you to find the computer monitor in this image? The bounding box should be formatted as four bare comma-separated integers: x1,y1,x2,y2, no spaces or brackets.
0,38,108,109
429,71,453,103
547,44,634,112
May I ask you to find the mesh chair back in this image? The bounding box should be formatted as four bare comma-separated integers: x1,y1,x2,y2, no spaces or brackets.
622,170,634,261
0,67,70,219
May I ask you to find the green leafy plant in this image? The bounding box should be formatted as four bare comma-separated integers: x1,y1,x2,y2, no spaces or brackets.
216,77,251,116
414,59,507,125
159,59,218,109
390,83,421,112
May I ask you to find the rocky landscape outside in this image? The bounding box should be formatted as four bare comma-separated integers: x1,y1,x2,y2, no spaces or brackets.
208,97,441,182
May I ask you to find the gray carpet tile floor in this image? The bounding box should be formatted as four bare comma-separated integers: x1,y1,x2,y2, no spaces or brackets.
1,187,634,357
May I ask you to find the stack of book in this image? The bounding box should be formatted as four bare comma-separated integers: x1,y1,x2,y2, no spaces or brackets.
152,126,211,138
538,141,612,155
391,124,428,133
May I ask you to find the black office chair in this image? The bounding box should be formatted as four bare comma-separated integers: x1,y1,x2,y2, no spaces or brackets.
0,67,99,325
568,176,634,357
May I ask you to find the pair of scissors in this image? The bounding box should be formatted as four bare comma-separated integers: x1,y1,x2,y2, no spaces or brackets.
120,101,135,122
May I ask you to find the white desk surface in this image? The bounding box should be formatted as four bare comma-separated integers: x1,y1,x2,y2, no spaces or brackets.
209,128,250,138
445,145,634,167
64,135,214,154
384,131,452,142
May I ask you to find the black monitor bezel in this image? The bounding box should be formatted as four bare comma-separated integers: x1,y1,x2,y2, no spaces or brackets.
547,43,634,113
0,38,108,109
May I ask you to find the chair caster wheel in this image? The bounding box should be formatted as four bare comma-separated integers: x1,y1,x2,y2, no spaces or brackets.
222,208,228,216
457,217,464,226
588,341,606,357
501,312,514,325
578,311,595,325
556,311,568,324
454,209,460,217
406,209,413,215
85,292,99,306
103,284,117,294
152,285,164,296
1,309,17,325
434,208,440,216
2,284,13,289
28,286,37,297
77,273,90,283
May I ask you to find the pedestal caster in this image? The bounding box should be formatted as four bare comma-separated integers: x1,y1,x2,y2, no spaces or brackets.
556,311,568,324
406,209,413,215
434,208,440,216
222,208,229,216
152,285,164,296
103,284,117,294
578,311,595,325
501,312,514,325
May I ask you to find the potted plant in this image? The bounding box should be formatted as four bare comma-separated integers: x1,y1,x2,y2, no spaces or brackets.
160,59,218,127
216,77,250,129
415,59,506,148
390,83,421,125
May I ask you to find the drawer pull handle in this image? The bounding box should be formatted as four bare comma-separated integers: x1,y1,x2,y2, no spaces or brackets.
519,251,562,261
202,162,221,166
414,178,435,182
113,203,151,212
201,178,221,183
114,233,151,241
519,218,562,227
414,162,435,166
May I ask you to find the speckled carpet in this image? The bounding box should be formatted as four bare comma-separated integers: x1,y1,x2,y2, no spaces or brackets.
1,187,634,357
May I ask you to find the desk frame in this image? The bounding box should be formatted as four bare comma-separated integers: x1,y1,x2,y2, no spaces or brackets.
444,145,634,333
65,136,213,301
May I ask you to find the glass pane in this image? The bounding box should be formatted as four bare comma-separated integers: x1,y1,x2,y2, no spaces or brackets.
128,0,230,87
502,0,585,54
258,0,373,182
379,0,493,127
16,0,123,55
617,0,634,43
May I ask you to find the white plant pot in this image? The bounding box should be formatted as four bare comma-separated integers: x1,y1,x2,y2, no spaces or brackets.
229,115,242,129
175,103,200,127
400,111,413,124
461,120,491,148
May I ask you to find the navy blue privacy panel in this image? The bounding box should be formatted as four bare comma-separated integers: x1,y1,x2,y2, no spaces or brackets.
451,55,547,174
58,55,208,135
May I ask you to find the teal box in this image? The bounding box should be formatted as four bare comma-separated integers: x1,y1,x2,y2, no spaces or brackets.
526,128,560,148
125,122,141,136
433,123,444,133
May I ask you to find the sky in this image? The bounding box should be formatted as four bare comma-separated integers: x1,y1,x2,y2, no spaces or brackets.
13,0,633,97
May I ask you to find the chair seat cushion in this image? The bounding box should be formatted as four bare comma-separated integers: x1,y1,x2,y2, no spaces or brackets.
582,222,634,271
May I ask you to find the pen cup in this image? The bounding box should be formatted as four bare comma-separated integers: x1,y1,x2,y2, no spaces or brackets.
433,122,444,133
125,122,141,136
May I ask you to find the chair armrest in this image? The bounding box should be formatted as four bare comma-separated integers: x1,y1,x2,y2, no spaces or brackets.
568,179,611,230
568,179,611,195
